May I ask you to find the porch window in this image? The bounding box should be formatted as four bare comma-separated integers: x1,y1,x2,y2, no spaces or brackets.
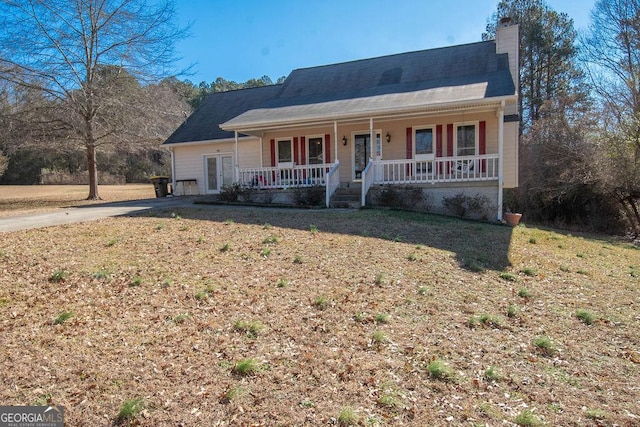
308,137,324,164
456,124,477,156
277,139,293,166
415,128,434,157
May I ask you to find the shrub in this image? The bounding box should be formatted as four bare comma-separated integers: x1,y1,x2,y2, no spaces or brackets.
442,192,492,219
218,183,248,202
293,185,325,206
374,185,403,207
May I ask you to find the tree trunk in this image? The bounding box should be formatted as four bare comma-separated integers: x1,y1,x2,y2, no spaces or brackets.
621,197,640,235
86,143,100,200
628,197,640,235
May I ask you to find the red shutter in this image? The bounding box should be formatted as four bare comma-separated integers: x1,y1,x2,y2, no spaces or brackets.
300,137,306,165
436,125,443,174
324,134,331,163
293,137,299,165
479,121,486,173
270,139,276,167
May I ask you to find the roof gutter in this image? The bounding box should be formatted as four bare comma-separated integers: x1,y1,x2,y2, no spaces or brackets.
220,95,517,133
162,135,258,147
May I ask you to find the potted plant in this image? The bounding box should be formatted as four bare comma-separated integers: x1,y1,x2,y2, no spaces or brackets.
504,209,522,226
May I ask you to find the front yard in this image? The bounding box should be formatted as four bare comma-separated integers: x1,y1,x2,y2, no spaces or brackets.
0,207,638,425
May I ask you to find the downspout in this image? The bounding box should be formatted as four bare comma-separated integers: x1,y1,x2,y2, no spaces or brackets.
170,147,176,195
497,101,505,221
234,131,239,182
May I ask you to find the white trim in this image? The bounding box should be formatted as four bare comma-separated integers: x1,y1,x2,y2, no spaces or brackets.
203,152,235,194
220,93,518,132
276,137,294,167
164,135,258,147
170,148,176,193
454,121,479,157
413,126,436,160
351,129,381,181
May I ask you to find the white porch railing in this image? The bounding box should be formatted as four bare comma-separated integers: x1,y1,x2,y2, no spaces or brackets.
325,161,341,208
238,163,334,189
361,159,375,207
373,154,499,184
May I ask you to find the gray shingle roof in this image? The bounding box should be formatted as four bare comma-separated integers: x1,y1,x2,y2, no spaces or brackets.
165,39,515,143
267,40,514,108
164,84,282,144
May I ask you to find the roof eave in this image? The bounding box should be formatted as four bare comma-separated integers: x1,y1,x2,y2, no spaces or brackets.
163,135,259,147
220,95,517,133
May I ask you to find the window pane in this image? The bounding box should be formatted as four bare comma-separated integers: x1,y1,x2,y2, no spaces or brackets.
278,140,292,163
308,137,323,164
207,157,217,190
457,125,476,156
415,129,433,155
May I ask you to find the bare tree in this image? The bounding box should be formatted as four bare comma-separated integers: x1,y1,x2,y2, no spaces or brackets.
582,0,640,233
0,0,186,199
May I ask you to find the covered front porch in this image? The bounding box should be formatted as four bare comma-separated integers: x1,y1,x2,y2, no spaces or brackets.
222,96,516,219
235,153,499,208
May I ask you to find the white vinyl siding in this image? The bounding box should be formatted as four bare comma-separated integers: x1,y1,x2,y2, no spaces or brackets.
171,138,261,194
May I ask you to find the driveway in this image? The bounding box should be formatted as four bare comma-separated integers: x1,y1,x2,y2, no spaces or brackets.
0,197,199,232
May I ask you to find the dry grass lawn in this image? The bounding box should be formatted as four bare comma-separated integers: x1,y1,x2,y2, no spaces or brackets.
0,184,155,216
0,193,638,426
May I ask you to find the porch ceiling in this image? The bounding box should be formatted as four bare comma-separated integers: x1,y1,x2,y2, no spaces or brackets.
220,84,516,134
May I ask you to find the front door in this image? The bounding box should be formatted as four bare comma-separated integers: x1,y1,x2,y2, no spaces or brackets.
205,154,233,193
353,133,381,180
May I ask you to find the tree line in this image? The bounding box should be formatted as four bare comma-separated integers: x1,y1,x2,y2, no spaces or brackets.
0,0,639,235
485,0,640,235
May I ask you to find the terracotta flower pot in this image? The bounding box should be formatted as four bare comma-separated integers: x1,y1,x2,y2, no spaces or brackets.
504,212,522,226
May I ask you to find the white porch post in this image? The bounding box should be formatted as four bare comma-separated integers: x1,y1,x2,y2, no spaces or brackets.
369,118,374,162
333,121,338,164
234,131,239,182
497,101,505,221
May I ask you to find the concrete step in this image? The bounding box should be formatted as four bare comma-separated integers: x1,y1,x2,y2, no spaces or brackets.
330,199,361,209
330,188,361,208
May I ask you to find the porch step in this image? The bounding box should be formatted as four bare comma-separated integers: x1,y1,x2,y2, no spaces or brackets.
330,187,361,209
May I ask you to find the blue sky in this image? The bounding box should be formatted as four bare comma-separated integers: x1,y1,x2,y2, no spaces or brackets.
174,0,595,85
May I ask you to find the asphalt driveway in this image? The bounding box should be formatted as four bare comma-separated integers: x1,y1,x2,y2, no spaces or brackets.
0,197,199,232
